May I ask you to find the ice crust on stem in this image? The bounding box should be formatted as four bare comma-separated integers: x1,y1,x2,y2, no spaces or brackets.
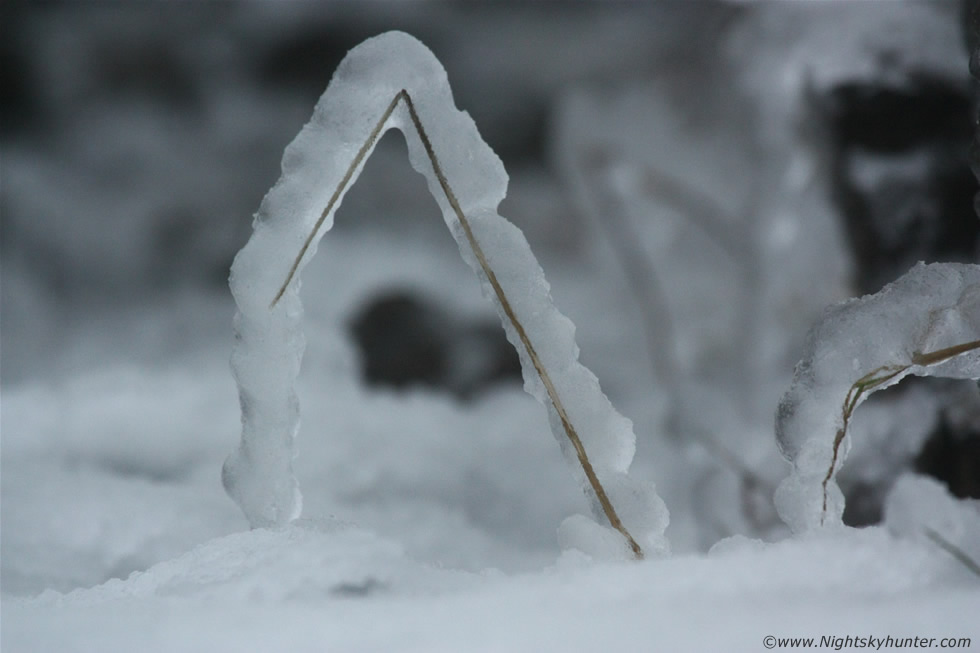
223,31,667,558
775,262,980,533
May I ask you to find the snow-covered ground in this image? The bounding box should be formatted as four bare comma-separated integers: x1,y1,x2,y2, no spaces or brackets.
3,330,978,650
3,3,979,651
5,523,977,652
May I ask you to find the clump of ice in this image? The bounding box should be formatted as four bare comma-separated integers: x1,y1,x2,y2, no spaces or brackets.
775,262,980,533
224,31,667,557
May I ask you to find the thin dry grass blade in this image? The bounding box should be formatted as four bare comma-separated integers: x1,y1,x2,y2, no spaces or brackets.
924,527,980,578
822,339,980,522
272,90,644,559
271,92,406,308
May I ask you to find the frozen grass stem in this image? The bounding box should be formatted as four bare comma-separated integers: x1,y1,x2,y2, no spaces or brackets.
823,339,980,522
272,89,644,558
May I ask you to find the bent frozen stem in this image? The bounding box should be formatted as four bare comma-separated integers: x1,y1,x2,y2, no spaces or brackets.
820,339,980,523
775,262,980,533
225,31,665,555
271,89,644,558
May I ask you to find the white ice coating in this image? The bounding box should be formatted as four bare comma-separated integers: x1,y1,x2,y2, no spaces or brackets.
774,262,980,533
223,31,667,555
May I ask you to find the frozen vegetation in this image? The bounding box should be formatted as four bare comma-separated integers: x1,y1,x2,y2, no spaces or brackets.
3,4,979,651
224,31,667,558
776,263,980,533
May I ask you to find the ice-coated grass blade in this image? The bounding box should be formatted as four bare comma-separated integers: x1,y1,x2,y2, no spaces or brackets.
270,91,405,309
272,89,644,559
774,262,980,533
821,339,980,523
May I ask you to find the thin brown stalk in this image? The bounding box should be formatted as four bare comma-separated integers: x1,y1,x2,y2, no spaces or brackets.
821,338,980,522
924,527,980,578
576,150,778,532
270,92,406,308
822,365,906,520
272,90,644,559
911,339,980,366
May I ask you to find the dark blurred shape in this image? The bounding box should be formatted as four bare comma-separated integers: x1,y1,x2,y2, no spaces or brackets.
841,480,886,528
842,378,980,528
966,0,980,215
965,0,980,55
0,4,41,136
840,0,980,527
351,292,447,389
255,24,362,99
349,289,521,400
824,76,978,295
915,415,980,500
91,36,201,111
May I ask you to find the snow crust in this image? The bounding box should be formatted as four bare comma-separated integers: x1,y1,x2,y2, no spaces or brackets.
5,522,977,653
775,263,980,533
224,31,666,554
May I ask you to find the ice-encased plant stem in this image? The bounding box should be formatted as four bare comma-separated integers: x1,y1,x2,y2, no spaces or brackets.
223,31,668,559
774,262,980,533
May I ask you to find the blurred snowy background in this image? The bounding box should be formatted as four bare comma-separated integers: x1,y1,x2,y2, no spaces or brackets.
2,2,979,649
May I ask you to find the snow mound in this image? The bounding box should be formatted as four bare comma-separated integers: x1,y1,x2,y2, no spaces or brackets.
35,520,475,606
